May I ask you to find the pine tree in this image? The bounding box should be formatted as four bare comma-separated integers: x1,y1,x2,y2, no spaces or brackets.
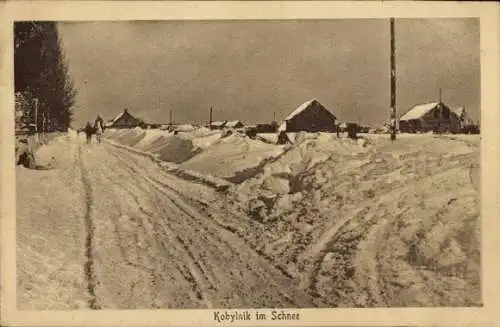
14,21,76,131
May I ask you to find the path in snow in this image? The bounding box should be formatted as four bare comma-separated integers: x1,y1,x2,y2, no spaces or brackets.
17,134,315,309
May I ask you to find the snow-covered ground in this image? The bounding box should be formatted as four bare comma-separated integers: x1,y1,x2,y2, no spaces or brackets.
17,128,480,308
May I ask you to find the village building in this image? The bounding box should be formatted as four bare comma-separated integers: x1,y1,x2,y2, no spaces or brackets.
278,99,337,133
225,120,244,129
255,122,278,133
210,120,227,130
337,122,348,133
106,109,144,129
399,101,460,134
453,106,476,133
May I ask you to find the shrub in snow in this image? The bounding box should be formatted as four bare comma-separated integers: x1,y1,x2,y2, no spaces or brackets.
248,198,267,221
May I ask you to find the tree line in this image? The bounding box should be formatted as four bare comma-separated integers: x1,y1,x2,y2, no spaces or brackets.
14,21,76,132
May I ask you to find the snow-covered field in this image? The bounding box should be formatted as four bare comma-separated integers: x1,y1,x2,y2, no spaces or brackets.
16,127,480,309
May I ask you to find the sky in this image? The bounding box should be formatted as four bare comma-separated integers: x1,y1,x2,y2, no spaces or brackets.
57,19,480,127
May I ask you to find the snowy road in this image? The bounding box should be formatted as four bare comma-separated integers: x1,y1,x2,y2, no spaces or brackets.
17,134,315,309
17,131,480,309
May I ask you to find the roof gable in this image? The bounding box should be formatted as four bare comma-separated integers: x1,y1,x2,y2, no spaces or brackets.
225,120,243,128
400,102,440,120
211,120,227,127
110,109,141,124
285,99,337,121
454,106,466,117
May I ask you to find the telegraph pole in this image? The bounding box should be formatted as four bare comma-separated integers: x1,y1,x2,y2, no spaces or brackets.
390,17,397,141
209,106,213,129
169,109,173,126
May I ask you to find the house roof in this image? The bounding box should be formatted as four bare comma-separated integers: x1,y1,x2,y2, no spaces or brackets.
284,99,316,121
211,120,227,127
400,102,440,121
454,106,465,116
225,120,243,128
284,98,337,122
109,109,142,124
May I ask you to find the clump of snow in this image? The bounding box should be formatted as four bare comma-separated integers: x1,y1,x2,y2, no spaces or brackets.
191,132,223,150
220,133,480,307
134,130,171,150
181,134,285,180
174,124,195,133
261,176,290,195
153,136,201,164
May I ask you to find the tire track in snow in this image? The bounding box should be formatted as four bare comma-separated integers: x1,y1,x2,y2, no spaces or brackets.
104,144,311,307
95,153,214,307
78,146,100,310
108,144,298,282
95,161,211,308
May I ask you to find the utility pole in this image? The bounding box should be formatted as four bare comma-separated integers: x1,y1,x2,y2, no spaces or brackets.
439,87,442,103
389,17,397,141
209,106,213,129
169,109,173,126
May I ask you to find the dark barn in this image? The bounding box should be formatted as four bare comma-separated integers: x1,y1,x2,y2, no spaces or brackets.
399,102,460,134
106,109,144,129
279,99,337,133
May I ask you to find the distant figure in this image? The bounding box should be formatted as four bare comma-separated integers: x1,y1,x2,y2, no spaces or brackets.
84,121,94,144
94,114,104,143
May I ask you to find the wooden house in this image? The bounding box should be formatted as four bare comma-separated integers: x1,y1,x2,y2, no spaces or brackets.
106,109,144,129
278,99,337,133
453,107,476,133
210,120,227,130
225,120,244,129
399,102,460,134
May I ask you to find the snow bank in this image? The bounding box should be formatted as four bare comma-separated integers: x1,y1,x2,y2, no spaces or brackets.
238,133,369,197
153,136,201,164
134,129,171,150
180,134,285,180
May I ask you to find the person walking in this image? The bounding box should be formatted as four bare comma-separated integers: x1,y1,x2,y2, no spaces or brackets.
84,121,94,144
94,114,104,144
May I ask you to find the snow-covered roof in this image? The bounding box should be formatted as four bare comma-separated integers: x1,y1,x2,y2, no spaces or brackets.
109,109,142,124
454,106,465,116
400,102,440,121
225,120,243,128
211,120,227,127
110,111,126,123
284,99,317,121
